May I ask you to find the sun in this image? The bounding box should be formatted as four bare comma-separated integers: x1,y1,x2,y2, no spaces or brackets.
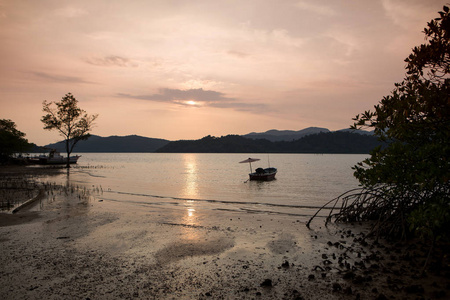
186,100,197,105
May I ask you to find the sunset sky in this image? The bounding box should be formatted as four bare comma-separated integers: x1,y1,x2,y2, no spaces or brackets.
1,0,447,146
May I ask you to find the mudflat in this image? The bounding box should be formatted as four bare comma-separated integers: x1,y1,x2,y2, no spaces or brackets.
1,168,449,299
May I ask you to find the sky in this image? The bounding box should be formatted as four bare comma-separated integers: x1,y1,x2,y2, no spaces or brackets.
1,0,447,145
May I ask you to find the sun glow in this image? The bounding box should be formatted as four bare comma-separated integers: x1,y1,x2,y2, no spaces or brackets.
186,100,197,105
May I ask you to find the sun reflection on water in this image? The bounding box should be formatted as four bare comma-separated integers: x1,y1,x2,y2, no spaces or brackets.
182,154,199,199
181,155,200,240
187,207,195,218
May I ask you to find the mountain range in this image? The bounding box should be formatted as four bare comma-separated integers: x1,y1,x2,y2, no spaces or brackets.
39,127,377,153
156,132,379,154
43,135,169,153
243,127,373,142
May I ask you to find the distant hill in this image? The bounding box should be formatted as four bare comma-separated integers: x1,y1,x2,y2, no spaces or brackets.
156,135,277,153
336,128,374,135
43,135,170,153
243,127,374,141
157,132,382,153
38,128,377,153
243,127,330,142
276,131,380,153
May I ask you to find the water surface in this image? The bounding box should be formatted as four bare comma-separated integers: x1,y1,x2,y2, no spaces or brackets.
40,153,367,220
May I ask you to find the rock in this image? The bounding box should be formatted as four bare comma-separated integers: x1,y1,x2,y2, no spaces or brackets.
281,260,290,268
343,271,356,280
308,274,315,281
332,282,342,292
313,265,324,271
353,275,364,284
260,279,272,287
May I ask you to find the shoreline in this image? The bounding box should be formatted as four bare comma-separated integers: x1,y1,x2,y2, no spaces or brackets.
0,168,449,299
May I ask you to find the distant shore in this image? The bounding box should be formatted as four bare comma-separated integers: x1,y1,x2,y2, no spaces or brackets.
35,131,380,154
0,166,448,299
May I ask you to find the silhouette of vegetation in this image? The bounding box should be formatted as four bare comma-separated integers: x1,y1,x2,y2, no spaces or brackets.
43,135,169,153
0,119,31,161
0,119,32,163
41,93,98,167
156,132,381,153
309,7,450,244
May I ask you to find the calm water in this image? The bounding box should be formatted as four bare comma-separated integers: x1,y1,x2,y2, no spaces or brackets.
41,153,367,219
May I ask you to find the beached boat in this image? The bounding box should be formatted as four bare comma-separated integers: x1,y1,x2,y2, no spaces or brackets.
28,150,81,165
239,158,277,181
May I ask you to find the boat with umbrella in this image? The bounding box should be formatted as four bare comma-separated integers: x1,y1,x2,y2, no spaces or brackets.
239,157,277,181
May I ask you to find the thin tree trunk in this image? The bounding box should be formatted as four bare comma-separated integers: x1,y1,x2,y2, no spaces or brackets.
66,139,70,168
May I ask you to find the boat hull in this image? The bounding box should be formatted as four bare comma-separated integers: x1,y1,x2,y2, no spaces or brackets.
249,167,277,181
42,156,80,165
28,156,80,165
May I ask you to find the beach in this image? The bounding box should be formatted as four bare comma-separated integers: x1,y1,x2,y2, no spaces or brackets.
1,167,449,299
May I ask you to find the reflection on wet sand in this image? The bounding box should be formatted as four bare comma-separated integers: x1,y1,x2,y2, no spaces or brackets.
182,205,200,241
154,235,235,265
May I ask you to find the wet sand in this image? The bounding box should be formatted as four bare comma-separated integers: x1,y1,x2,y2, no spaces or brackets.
1,179,449,299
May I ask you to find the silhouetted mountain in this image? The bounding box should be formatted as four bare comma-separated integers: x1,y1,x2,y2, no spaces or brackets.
39,128,379,153
44,135,169,153
156,135,277,153
336,128,374,135
276,131,380,153
244,127,330,142
157,132,382,153
30,144,47,153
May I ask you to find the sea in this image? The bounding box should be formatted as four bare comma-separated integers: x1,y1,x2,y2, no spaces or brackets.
38,153,367,221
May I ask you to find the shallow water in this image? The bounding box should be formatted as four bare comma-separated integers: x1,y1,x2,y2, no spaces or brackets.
38,153,367,220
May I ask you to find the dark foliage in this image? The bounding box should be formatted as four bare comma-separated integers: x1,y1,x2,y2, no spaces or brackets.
0,119,32,162
310,7,450,243
42,135,169,153
156,132,381,153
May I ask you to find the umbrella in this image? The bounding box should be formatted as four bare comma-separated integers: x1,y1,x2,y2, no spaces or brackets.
239,158,260,173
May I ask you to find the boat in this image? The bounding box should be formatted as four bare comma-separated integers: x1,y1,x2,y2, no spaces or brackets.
249,167,277,181
28,149,81,165
239,158,277,181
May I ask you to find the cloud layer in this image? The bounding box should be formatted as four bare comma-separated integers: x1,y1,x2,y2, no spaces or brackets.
0,0,447,144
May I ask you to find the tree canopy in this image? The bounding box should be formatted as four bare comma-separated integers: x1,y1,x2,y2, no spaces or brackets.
0,119,31,162
41,93,98,167
310,7,450,242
